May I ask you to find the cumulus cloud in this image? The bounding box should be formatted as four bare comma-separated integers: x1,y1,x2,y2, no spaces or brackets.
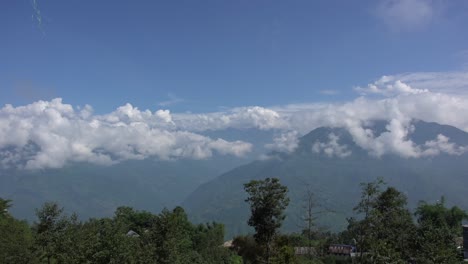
0,99,252,169
312,133,352,158
2,71,468,169
375,0,436,32
271,72,468,158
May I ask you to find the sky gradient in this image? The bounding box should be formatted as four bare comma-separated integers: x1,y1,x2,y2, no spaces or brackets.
2,0,468,112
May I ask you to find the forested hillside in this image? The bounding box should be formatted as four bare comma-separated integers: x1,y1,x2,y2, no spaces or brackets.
2,178,467,263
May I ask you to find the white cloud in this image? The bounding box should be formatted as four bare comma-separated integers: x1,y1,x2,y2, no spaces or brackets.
265,131,299,153
2,71,468,169
0,99,252,169
312,133,352,158
271,72,468,157
422,134,467,156
380,71,468,96
375,0,436,32
173,106,287,131
355,76,429,96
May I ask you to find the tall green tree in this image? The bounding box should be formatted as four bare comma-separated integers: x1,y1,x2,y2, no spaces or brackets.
349,180,416,263
33,202,68,264
151,206,200,264
352,178,384,261
367,187,415,262
244,177,290,264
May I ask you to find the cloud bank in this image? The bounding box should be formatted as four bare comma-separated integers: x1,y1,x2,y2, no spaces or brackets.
0,99,252,169
1,71,468,169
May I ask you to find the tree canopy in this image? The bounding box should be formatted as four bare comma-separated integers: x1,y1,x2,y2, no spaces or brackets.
244,177,290,263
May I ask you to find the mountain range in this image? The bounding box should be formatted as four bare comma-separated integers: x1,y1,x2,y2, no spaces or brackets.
183,120,468,238
1,120,468,239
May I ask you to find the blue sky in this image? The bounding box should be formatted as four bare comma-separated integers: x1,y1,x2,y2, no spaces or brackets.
2,1,468,169
2,0,468,113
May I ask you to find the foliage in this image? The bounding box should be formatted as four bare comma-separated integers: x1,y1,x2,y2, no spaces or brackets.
0,198,34,264
2,175,468,264
0,198,12,217
411,198,467,263
346,180,467,264
244,177,290,263
0,197,241,264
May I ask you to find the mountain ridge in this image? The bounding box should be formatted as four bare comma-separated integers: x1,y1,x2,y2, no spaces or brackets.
183,120,468,238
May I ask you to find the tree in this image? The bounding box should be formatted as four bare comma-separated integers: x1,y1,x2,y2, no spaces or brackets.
0,198,12,218
151,206,200,264
349,179,417,263
352,178,384,261
0,198,34,263
34,202,67,264
367,187,415,262
298,185,334,260
412,198,468,263
244,178,290,264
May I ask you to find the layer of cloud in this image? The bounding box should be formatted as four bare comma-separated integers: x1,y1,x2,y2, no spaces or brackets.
0,99,252,169
1,71,468,169
173,106,287,131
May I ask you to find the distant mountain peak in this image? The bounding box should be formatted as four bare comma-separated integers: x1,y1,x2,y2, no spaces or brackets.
272,120,468,160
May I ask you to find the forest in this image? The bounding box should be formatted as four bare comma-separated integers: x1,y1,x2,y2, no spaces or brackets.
1,178,467,264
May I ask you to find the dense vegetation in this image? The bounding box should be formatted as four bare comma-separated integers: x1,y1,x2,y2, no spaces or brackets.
1,177,467,263
234,178,468,263
1,199,240,264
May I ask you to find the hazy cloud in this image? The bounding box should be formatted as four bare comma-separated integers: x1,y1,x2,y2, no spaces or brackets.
319,90,339,95
382,71,468,96
173,106,287,131
375,0,435,32
265,131,299,153
312,133,352,158
355,76,429,96
422,134,467,156
157,93,185,107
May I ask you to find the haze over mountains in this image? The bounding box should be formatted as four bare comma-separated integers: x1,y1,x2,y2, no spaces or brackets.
2,114,468,241
184,120,468,237
1,73,468,238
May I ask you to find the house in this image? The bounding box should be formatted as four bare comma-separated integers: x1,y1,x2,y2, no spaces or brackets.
126,230,140,238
